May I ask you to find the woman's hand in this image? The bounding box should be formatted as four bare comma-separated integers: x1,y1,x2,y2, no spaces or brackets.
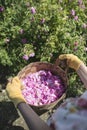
6,76,26,107
59,54,83,70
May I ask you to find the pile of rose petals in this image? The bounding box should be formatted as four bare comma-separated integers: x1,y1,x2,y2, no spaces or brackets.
22,70,65,106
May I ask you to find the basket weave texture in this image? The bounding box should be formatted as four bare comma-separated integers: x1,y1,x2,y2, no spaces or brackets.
18,61,68,114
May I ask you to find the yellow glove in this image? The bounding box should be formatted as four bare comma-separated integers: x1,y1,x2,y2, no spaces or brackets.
6,76,26,107
59,54,83,70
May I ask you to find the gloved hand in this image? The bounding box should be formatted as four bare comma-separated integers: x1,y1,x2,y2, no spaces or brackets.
59,54,83,70
6,76,26,107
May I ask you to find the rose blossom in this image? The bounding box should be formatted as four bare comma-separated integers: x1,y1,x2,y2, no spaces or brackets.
74,16,78,21
31,7,36,14
21,38,27,43
41,18,45,24
0,6,4,12
23,55,29,60
19,29,24,34
29,53,35,57
78,0,83,5
71,9,75,16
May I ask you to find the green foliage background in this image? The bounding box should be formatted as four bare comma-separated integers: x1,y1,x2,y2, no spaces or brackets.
0,0,87,97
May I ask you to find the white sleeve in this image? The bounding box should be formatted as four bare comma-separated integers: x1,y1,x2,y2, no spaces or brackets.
47,97,87,130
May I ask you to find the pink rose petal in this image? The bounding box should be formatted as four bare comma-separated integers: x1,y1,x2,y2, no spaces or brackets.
22,70,65,106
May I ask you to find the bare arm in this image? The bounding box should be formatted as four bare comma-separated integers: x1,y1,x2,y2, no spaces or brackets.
17,103,52,130
77,63,87,88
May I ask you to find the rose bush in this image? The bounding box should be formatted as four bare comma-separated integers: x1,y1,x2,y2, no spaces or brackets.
0,0,87,96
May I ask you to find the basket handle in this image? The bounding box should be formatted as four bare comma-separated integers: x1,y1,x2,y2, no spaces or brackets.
55,57,68,74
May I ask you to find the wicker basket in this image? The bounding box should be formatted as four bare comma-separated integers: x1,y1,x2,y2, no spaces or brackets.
17,59,68,115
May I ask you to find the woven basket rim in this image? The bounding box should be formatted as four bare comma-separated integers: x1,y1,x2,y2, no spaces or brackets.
18,61,67,77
